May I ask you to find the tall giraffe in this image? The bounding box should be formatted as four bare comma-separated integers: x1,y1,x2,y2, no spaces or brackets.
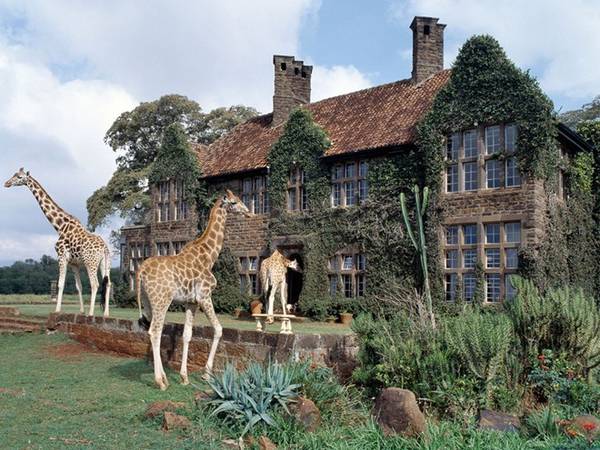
4,168,111,316
136,190,251,390
260,249,300,324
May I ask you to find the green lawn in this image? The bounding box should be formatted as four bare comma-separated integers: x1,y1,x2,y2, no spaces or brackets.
2,294,352,335
0,334,583,450
0,293,79,304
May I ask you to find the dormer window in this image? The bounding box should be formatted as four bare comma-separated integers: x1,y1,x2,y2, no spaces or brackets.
287,167,307,211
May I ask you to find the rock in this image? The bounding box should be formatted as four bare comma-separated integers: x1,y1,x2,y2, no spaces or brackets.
162,411,191,431
291,397,321,432
258,435,277,450
145,400,187,418
568,415,600,440
478,410,520,432
372,388,425,437
194,389,213,404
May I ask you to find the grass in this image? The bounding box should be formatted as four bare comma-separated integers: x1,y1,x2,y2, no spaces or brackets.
0,333,589,450
0,294,352,335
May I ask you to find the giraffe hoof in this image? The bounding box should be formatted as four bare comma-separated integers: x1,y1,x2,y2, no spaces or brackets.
201,372,211,381
180,374,189,385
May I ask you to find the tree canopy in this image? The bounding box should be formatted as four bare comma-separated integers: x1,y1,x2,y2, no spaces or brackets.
559,96,600,128
87,95,258,230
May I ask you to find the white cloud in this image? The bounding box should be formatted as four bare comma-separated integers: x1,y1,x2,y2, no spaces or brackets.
391,0,600,109
0,232,56,266
311,64,373,102
0,0,326,266
0,42,136,265
0,0,319,112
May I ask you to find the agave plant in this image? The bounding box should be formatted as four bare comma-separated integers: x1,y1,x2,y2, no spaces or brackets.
207,362,301,435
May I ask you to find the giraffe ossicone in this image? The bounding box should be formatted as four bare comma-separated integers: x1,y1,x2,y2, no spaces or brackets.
136,189,252,390
4,168,112,317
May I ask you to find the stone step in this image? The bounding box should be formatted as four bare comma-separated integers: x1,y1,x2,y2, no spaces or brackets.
0,316,47,327
0,329,26,336
0,320,44,333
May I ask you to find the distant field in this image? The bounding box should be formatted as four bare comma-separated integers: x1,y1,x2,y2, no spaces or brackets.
3,294,352,335
0,294,79,304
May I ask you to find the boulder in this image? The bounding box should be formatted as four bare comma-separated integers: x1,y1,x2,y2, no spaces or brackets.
258,436,277,450
194,389,213,404
290,397,321,432
478,410,520,432
162,411,191,431
145,400,187,418
372,388,425,437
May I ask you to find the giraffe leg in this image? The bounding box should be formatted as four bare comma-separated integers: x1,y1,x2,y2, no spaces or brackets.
266,282,276,324
180,303,197,385
55,257,68,313
86,263,99,317
149,304,169,390
200,294,222,380
280,276,288,317
72,266,84,314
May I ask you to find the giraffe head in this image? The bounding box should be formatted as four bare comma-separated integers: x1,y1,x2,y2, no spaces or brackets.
4,168,30,188
287,259,300,272
222,189,252,217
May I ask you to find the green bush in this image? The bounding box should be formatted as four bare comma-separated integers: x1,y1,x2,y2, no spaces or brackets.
444,310,513,396
505,277,600,376
212,247,247,313
207,362,300,436
112,276,136,307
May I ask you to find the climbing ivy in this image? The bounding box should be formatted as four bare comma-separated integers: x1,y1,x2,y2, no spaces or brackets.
149,123,209,214
266,109,420,319
415,35,596,301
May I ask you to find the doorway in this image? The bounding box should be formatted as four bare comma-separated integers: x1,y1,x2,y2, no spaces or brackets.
286,253,303,310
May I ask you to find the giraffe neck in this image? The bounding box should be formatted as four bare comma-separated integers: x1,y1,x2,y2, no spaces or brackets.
187,199,227,270
26,176,79,233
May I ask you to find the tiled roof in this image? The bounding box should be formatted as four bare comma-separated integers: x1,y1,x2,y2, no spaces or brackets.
199,70,451,177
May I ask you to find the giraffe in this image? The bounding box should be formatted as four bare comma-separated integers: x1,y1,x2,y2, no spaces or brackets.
136,189,251,390
260,249,300,324
4,168,111,316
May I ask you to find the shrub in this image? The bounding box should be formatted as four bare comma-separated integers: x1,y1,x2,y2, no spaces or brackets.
505,277,600,376
207,362,300,436
112,276,136,307
528,349,600,414
525,407,562,439
444,310,513,397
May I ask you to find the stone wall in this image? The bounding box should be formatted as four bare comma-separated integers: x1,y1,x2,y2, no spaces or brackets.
439,179,547,245
46,313,358,380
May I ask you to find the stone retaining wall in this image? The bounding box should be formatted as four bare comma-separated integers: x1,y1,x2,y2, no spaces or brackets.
47,313,358,380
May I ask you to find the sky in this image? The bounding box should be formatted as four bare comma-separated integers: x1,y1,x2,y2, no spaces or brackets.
0,0,599,267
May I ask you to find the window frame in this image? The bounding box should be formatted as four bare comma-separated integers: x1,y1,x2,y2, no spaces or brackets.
287,167,307,212
241,175,269,214
443,220,522,303
444,124,521,194
328,252,366,298
238,255,261,295
331,159,369,208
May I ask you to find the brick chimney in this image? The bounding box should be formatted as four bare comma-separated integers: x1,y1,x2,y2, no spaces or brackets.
410,16,446,83
272,55,312,126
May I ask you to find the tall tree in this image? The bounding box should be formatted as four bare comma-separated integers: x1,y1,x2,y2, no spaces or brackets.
560,96,600,128
87,95,257,230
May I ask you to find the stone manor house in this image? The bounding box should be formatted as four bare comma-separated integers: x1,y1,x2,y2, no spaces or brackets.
120,16,592,307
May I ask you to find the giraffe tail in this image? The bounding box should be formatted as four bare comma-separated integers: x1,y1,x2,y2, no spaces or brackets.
136,266,151,330
100,247,111,310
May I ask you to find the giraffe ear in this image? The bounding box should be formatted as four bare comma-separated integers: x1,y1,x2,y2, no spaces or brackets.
26,171,30,176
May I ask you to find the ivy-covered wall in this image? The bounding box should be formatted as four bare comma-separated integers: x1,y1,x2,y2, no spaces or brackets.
417,35,597,300
207,36,597,317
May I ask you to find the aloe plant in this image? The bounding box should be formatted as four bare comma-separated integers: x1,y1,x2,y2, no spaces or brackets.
207,362,301,436
400,185,436,328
